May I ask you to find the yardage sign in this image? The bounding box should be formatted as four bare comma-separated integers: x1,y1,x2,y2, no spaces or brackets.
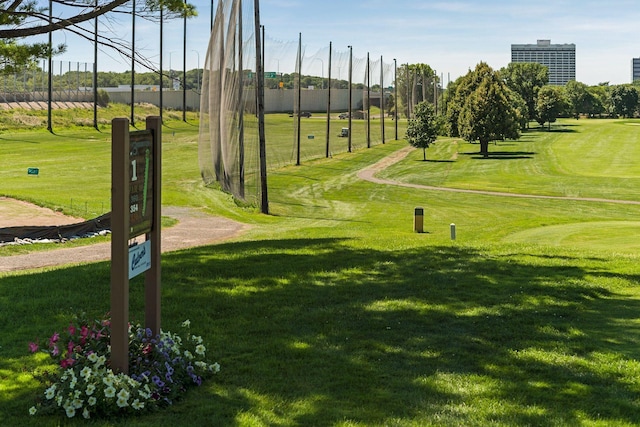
129,130,153,238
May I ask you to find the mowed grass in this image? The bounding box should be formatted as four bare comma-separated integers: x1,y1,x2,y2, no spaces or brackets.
2,114,640,425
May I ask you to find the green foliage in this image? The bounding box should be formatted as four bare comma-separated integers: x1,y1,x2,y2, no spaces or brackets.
405,101,437,160
610,85,639,118
536,85,567,129
500,62,549,124
456,63,520,157
96,89,110,108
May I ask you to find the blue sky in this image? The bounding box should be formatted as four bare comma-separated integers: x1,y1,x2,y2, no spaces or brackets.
51,0,640,86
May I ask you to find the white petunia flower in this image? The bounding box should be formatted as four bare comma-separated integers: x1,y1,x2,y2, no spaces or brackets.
29,406,37,416
104,386,116,398
195,344,206,356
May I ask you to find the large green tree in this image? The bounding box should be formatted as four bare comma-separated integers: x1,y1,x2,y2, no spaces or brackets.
564,80,590,119
536,85,566,130
0,0,195,74
500,62,548,127
456,62,520,158
445,62,494,137
405,101,438,161
610,85,639,118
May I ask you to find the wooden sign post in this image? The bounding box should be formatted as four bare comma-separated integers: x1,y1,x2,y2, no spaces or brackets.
111,116,162,374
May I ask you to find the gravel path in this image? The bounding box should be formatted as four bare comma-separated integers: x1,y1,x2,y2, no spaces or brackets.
358,146,640,205
0,206,248,273
4,145,638,273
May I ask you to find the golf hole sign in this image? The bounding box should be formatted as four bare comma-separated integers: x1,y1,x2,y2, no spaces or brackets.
110,116,162,374
129,131,154,238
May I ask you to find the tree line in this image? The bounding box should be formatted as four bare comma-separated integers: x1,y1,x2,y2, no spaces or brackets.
405,61,640,159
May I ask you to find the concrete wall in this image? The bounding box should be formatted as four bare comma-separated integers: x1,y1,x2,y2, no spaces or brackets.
1,88,369,113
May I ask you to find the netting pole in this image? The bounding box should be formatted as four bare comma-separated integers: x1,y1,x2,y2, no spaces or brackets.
381,55,385,144
394,59,397,140
325,41,332,158
93,0,98,130
47,0,53,133
238,0,245,198
255,0,269,214
366,52,370,149
182,7,187,122
433,69,437,114
295,33,302,166
131,0,136,125
347,45,352,153
405,63,410,119
159,7,164,123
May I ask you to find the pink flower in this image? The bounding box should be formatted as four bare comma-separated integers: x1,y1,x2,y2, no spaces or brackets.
60,358,75,368
49,332,60,347
68,323,76,336
80,326,90,345
28,342,39,353
67,340,75,355
51,345,60,356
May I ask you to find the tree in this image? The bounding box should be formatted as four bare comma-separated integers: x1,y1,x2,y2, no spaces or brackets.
536,85,566,130
0,0,196,74
564,80,589,119
500,62,548,127
445,62,494,137
405,101,438,161
457,63,520,158
610,85,639,118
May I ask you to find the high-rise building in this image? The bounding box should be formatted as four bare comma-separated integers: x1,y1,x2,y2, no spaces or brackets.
633,58,640,82
511,40,576,86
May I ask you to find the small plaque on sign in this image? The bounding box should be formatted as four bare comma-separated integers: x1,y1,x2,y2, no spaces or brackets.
28,168,39,176
129,240,151,279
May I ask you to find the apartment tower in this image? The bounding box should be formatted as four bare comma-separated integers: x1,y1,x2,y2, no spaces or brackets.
511,39,576,86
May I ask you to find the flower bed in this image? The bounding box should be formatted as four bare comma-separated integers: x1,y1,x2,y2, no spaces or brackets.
28,316,220,419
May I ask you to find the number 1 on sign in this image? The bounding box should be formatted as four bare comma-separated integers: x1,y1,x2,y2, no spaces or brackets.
131,159,138,181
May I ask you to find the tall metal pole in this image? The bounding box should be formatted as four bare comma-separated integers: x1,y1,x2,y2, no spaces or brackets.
131,0,136,124
159,6,164,123
347,45,352,153
433,70,437,115
405,63,410,119
394,58,398,140
325,41,332,158
255,0,269,214
47,0,53,133
238,0,244,197
380,55,384,144
93,0,98,130
296,32,302,166
182,1,187,122
366,52,370,148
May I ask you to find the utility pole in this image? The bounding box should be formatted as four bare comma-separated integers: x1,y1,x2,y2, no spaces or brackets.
394,58,398,140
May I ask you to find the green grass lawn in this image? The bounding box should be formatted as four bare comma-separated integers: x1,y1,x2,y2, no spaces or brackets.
2,114,640,425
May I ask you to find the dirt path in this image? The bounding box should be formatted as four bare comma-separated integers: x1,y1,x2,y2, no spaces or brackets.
0,206,248,273
358,146,640,205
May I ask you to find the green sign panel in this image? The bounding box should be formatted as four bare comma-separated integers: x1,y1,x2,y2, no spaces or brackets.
265,72,277,78
27,167,39,176
129,130,154,238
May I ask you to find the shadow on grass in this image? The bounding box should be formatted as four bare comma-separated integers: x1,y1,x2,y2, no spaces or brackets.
2,240,640,425
461,151,536,160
